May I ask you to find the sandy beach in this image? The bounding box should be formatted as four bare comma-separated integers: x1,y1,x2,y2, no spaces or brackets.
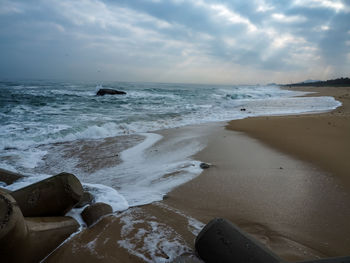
44,86,350,262
228,86,350,189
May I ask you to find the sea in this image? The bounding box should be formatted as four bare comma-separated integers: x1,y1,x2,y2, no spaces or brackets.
0,80,341,261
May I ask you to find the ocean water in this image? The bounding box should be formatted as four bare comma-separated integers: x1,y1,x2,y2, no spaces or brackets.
0,80,341,261
0,80,341,201
0,80,341,254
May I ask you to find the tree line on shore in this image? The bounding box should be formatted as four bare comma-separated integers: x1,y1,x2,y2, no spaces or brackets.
285,77,350,87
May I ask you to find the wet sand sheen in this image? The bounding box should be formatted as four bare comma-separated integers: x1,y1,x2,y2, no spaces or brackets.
165,125,350,261
45,86,350,262
46,123,350,262
227,86,350,189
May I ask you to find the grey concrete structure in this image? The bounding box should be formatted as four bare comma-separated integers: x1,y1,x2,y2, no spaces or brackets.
0,189,79,262
0,189,28,262
12,172,83,217
0,168,23,185
81,202,112,227
195,218,281,263
195,218,350,263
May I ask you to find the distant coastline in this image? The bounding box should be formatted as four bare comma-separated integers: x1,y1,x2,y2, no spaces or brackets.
284,77,350,87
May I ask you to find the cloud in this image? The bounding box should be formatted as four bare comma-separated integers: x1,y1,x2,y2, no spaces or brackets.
256,0,275,13
0,0,25,14
271,13,307,23
293,0,348,13
0,0,349,84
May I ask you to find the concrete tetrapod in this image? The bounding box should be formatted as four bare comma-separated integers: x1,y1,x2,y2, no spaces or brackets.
24,216,79,262
81,202,113,227
195,218,281,263
300,257,350,263
12,172,83,217
195,218,350,263
0,189,28,262
0,189,80,262
0,168,23,185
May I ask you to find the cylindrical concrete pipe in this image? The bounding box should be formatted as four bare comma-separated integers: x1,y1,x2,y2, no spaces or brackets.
1,189,80,262
12,172,83,217
195,218,282,263
0,189,28,262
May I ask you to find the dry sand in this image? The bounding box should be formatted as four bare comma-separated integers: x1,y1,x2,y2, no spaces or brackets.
45,86,350,262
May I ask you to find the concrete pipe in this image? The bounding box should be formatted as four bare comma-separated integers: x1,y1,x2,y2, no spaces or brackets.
300,256,350,263
12,172,83,217
81,202,112,227
195,218,282,263
23,216,79,263
0,189,28,262
0,168,23,185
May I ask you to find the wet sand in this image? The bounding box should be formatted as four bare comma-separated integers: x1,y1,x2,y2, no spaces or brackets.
165,124,350,261
228,86,350,189
45,86,350,262
36,135,143,176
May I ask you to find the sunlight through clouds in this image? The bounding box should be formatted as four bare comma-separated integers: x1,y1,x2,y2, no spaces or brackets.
0,0,349,84
209,4,257,32
293,0,347,13
271,13,307,23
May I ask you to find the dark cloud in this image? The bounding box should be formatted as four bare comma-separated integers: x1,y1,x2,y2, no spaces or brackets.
0,0,349,83
318,13,350,64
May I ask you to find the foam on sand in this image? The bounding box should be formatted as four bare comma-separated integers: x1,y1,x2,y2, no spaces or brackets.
83,130,205,207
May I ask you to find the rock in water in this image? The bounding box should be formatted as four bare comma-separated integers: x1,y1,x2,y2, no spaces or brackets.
0,168,24,185
12,172,83,217
96,88,126,96
81,202,113,227
200,163,210,169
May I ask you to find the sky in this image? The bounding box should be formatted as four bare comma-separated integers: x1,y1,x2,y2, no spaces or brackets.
0,0,349,84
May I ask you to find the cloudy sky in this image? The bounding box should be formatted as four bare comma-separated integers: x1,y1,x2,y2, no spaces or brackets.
0,0,349,84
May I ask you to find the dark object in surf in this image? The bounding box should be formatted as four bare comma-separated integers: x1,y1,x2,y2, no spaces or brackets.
0,168,24,185
195,218,281,263
12,172,83,217
81,202,112,227
195,218,350,263
96,88,126,96
240,108,246,111
75,191,95,208
0,189,79,263
200,163,210,169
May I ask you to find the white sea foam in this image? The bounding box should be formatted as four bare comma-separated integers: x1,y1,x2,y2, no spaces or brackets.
62,123,124,141
3,173,51,191
116,208,191,263
85,131,203,207
17,148,47,169
126,90,180,100
0,84,341,156
65,183,129,226
155,202,205,236
1,81,343,262
84,183,129,212
0,83,342,209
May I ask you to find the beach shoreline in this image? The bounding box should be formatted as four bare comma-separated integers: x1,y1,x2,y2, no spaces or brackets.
44,86,350,262
227,86,350,189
